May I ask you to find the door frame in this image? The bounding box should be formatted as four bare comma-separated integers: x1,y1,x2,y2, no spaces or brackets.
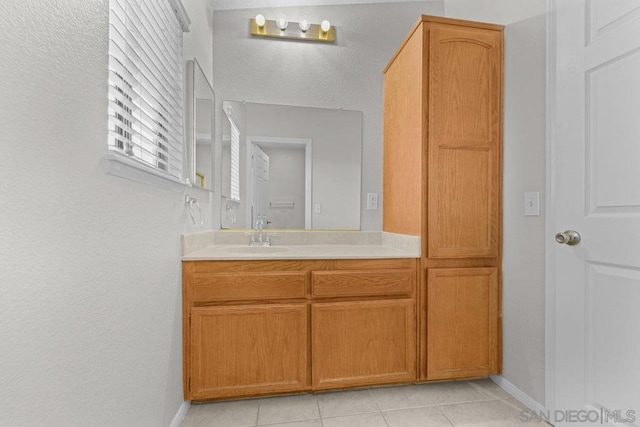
544,0,557,413
245,136,313,229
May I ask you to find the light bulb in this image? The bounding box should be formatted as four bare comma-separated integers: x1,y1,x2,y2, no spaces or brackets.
275,15,288,31
299,17,311,32
255,14,266,28
320,20,331,33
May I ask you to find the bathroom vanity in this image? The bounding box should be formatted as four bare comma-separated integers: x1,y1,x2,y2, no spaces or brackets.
182,14,503,403
182,232,420,401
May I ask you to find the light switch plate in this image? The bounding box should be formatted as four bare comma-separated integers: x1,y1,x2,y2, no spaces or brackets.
314,203,322,214
524,191,540,216
367,193,378,210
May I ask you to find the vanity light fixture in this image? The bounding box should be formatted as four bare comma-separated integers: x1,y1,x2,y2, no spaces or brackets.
299,17,311,32
275,14,289,30
250,15,336,43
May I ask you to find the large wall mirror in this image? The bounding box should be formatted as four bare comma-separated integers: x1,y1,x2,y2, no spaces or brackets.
185,59,214,191
221,101,362,230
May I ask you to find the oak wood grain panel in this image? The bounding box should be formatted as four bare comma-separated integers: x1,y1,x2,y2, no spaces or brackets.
384,15,503,74
190,258,415,274
430,147,496,257
312,299,416,389
383,21,423,236
427,23,502,259
417,261,428,380
423,258,498,268
189,304,309,400
182,262,194,399
420,23,431,260
426,267,500,380
192,272,307,302
421,15,504,31
311,269,415,298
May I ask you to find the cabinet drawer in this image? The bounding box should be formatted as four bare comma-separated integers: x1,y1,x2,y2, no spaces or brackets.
311,269,414,298
192,272,307,302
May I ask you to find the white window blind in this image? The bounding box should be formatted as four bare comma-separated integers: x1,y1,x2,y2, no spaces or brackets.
107,0,188,181
229,118,241,201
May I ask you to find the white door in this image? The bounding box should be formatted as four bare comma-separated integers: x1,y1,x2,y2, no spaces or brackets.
551,0,640,425
252,145,270,225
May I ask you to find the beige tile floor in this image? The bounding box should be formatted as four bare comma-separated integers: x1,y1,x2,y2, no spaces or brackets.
181,379,549,427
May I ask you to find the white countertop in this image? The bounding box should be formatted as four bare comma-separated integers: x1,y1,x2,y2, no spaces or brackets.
181,231,421,261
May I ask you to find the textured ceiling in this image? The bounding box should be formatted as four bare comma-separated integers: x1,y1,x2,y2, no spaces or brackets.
210,0,439,11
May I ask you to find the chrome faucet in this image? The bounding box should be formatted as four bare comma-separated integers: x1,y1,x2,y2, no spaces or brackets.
249,219,271,246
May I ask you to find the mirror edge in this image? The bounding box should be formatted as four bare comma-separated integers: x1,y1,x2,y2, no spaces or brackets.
185,58,216,192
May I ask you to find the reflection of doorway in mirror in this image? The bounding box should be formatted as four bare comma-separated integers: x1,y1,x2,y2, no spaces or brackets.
247,137,312,229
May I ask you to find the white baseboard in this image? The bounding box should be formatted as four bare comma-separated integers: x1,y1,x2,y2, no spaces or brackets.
169,401,191,427
490,375,547,413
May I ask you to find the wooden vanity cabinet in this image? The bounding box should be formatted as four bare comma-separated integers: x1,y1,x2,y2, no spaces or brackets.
183,261,309,400
383,16,504,380
310,267,416,389
189,303,308,400
426,268,500,380
183,258,418,401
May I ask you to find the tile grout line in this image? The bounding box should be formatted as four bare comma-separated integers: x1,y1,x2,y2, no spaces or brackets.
367,387,391,426
381,408,391,427
320,410,385,420
376,396,501,413
255,398,261,426
437,405,456,427
316,394,322,422
465,379,506,400
367,387,384,412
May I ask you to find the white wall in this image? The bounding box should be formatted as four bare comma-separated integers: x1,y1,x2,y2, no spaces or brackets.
445,0,547,406
212,1,445,230
445,0,545,25
184,0,214,78
0,0,213,425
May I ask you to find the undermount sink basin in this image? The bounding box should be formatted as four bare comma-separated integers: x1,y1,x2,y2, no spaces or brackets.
224,246,288,254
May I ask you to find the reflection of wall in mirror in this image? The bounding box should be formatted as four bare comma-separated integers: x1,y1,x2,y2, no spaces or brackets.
245,103,362,230
195,98,213,189
188,59,215,192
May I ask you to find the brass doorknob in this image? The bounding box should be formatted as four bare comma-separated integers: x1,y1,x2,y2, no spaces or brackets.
555,230,581,246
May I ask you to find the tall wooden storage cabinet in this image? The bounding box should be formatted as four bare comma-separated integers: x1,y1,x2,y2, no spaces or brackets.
383,15,503,381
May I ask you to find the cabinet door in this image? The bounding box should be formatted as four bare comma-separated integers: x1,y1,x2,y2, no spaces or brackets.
426,267,500,380
312,299,416,389
427,23,502,259
189,304,308,400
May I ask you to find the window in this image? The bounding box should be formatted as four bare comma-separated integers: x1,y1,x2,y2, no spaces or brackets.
107,0,189,183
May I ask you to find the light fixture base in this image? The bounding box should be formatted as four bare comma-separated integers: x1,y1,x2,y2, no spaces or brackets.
250,18,336,43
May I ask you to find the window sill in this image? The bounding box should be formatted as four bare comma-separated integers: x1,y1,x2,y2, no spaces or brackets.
103,152,188,191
